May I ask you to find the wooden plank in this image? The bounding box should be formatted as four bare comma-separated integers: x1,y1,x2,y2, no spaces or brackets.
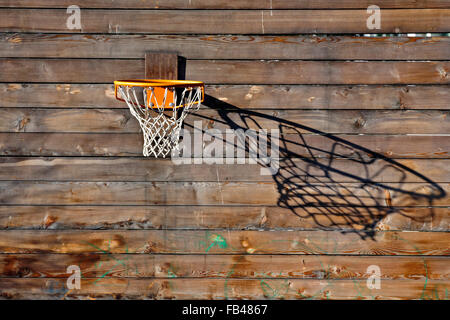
0,133,143,157
2,84,449,110
0,133,448,158
1,108,448,134
1,59,449,84
1,9,449,34
0,230,448,255
145,52,178,80
3,34,450,60
195,109,450,134
0,278,448,300
0,181,447,206
191,60,450,85
0,58,143,83
1,158,448,183
0,254,447,280
0,83,122,109
205,85,450,110
0,206,447,232
1,0,449,9
11,108,450,134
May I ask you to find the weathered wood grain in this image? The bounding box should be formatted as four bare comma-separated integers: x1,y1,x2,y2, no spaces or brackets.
0,254,447,280
0,278,448,300
1,108,448,134
0,230,448,255
3,34,450,60
1,133,448,158
2,84,449,110
1,158,448,183
2,0,449,9
0,205,447,231
1,59,449,84
0,133,142,156
0,181,447,206
191,109,450,134
205,85,450,110
191,61,450,85
0,58,143,83
0,83,122,109
1,9,449,34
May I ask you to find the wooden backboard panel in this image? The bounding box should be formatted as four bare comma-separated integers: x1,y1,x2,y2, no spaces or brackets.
0,2,448,300
145,52,178,80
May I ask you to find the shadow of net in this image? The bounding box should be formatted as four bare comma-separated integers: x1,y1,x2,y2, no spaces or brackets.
190,96,446,240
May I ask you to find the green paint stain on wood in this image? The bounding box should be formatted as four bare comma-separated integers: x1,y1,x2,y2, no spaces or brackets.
204,233,228,253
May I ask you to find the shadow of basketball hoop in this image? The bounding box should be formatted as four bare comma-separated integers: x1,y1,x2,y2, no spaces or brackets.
195,95,446,240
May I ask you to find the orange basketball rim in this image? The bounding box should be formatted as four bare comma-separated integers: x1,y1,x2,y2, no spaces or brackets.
114,79,205,109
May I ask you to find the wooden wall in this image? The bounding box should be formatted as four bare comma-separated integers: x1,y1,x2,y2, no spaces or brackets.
0,1,449,299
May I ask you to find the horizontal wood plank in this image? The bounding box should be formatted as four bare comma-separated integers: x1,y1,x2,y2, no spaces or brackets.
0,205,447,232
0,58,144,83
0,83,123,109
1,158,448,183
193,61,450,85
1,108,448,134
2,0,449,9
1,278,449,300
1,9,449,34
2,84,449,110
3,34,450,60
205,85,450,110
0,254,447,280
0,181,447,206
0,230,448,255
1,133,448,158
1,59,449,84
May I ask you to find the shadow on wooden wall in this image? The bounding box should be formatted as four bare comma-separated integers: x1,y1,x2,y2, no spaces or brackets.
195,95,447,240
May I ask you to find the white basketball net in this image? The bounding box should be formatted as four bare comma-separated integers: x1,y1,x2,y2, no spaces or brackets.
117,85,202,158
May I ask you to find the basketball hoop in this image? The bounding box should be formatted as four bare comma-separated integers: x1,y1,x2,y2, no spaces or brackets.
114,79,204,158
